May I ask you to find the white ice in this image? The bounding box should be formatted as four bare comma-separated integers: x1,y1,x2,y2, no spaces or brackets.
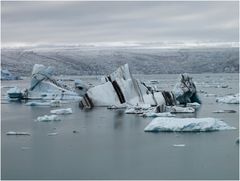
216,93,239,104
144,117,236,132
25,100,61,107
50,108,73,115
36,115,61,122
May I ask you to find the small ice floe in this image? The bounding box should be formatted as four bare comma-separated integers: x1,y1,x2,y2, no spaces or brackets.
205,94,217,97
144,117,236,132
36,115,61,122
26,101,51,106
50,108,72,115
7,86,23,99
6,131,30,136
216,93,239,104
213,110,236,113
167,106,195,113
186,102,201,108
173,144,185,147
141,112,175,117
47,132,58,136
199,90,207,94
107,104,127,110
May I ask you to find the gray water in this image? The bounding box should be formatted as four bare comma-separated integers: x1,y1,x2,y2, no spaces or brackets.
1,73,239,180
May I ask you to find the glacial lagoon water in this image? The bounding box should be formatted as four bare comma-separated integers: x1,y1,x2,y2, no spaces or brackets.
1,73,239,180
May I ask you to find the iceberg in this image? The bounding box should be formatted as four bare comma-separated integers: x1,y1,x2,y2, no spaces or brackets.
36,115,61,122
216,93,239,104
14,64,81,101
80,64,177,108
144,117,236,132
50,108,73,115
172,73,201,105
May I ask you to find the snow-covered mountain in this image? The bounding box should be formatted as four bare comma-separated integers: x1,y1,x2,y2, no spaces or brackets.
1,43,239,76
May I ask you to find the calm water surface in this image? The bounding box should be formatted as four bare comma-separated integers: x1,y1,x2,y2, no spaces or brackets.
1,73,239,180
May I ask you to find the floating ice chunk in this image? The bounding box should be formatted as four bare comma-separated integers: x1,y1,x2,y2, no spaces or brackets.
25,102,51,106
50,100,61,107
36,115,61,122
6,131,30,135
144,117,236,132
173,144,185,147
25,100,61,107
168,106,195,113
7,86,21,94
216,94,239,104
141,112,176,117
1,69,20,80
50,108,72,115
213,110,236,113
186,102,201,108
47,132,58,136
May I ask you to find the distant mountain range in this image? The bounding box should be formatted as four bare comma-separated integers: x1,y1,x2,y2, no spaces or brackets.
1,44,239,76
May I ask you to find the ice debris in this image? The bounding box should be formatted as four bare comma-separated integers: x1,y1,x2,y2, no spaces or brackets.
25,100,61,107
36,115,61,122
50,108,73,115
186,102,201,108
167,106,195,113
144,117,235,132
173,144,185,147
216,93,239,104
6,131,30,135
141,112,175,117
47,132,58,136
213,110,236,113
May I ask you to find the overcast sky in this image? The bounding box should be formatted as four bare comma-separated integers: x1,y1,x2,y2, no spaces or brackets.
1,1,239,46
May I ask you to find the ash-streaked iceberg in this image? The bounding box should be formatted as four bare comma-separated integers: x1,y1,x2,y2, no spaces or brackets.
79,64,199,108
144,117,236,132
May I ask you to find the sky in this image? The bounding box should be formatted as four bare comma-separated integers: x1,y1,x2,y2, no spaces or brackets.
1,1,239,46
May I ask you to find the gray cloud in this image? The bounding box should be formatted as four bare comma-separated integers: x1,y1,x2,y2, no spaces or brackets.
1,1,239,45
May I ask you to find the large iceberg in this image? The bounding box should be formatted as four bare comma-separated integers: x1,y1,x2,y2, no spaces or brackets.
216,93,239,104
80,64,178,108
144,117,236,132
